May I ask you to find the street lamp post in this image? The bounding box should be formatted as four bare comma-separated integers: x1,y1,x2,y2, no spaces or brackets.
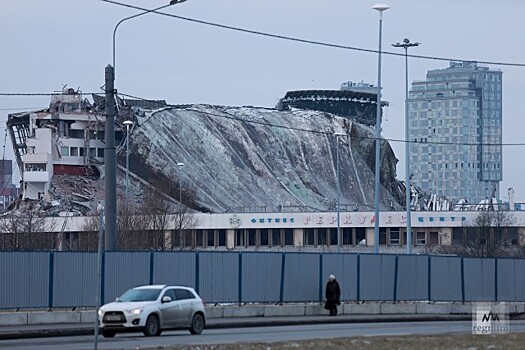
177,162,184,240
105,0,187,251
112,0,187,75
334,132,345,253
372,3,389,254
392,38,420,254
123,120,133,205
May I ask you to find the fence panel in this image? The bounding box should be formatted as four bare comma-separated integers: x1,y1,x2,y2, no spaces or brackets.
53,252,97,307
463,258,496,302
321,253,358,302
2,251,525,309
430,256,462,301
396,255,429,301
199,252,239,303
497,258,525,302
0,252,49,309
241,252,282,303
282,253,320,302
104,252,151,303
359,254,396,301
152,252,196,289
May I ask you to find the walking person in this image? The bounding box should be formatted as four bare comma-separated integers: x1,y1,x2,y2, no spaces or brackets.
325,274,341,316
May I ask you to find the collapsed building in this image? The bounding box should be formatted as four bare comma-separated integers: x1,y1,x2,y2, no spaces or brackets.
5,85,408,217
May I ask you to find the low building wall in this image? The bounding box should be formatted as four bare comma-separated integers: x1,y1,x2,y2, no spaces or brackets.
1,301,523,326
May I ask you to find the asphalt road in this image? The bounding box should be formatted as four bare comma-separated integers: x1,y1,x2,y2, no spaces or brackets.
3,320,525,350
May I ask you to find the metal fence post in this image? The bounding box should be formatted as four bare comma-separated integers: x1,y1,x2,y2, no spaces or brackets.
279,253,286,304
195,251,200,294
393,255,399,302
494,258,498,302
319,253,324,302
48,251,54,309
356,254,361,302
238,251,242,305
460,257,465,303
428,255,432,302
149,252,154,285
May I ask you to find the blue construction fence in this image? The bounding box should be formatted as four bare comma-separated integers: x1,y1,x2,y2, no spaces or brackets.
1,251,524,309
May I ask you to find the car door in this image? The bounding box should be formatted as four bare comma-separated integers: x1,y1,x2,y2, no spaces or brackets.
158,288,179,328
174,288,194,326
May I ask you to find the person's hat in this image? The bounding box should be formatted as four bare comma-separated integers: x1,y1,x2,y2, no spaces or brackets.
329,274,335,280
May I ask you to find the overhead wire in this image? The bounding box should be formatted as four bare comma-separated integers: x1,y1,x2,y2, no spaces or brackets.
100,0,525,68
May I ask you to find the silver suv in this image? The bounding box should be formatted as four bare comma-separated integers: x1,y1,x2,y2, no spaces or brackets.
98,284,206,337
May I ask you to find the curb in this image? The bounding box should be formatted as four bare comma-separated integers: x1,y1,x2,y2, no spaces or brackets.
0,314,472,340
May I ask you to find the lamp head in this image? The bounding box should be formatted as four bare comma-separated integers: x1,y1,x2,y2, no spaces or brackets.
177,162,184,168
123,120,133,126
170,0,187,4
372,3,390,12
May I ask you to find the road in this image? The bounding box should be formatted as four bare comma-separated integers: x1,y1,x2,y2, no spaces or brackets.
2,320,525,350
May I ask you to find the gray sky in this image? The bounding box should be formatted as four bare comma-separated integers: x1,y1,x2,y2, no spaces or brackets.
1,0,524,203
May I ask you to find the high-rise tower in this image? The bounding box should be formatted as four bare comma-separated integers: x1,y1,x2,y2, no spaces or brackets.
408,61,502,205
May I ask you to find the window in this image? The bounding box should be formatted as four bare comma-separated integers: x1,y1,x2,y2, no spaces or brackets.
217,230,226,246
379,228,387,245
355,228,366,245
248,229,256,246
97,148,104,158
260,229,269,246
429,232,439,245
163,289,176,301
284,229,293,246
329,228,338,246
196,230,204,247
389,228,400,245
207,230,215,247
317,228,327,246
304,228,315,246
342,228,353,245
416,231,426,245
271,229,281,247
61,146,69,156
70,147,79,156
174,289,194,300
235,229,245,247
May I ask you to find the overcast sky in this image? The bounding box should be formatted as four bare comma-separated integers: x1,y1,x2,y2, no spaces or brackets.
1,0,524,203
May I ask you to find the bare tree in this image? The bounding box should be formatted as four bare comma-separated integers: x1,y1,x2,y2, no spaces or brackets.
0,212,56,250
438,210,517,258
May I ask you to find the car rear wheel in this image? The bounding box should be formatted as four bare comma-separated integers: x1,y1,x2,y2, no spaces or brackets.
189,313,205,335
101,329,116,338
143,314,161,337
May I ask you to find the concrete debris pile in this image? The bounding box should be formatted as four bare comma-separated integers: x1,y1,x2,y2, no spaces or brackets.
7,176,104,218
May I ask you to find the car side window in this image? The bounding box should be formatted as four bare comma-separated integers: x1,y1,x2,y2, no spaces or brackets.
163,289,176,301
174,289,195,300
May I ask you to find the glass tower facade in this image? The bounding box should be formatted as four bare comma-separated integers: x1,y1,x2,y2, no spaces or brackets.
408,61,502,205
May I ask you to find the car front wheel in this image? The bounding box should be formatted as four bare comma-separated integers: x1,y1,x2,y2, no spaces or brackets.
189,313,205,335
143,314,161,337
101,329,116,338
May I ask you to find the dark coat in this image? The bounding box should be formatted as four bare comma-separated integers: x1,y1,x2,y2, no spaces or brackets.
325,279,341,304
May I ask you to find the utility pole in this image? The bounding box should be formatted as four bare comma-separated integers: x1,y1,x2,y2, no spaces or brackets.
392,38,419,254
104,65,117,251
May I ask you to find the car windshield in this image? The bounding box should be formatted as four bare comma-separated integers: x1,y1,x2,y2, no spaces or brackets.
118,288,162,302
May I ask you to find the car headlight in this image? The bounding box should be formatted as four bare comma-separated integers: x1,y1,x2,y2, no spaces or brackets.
97,309,103,316
129,308,143,315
